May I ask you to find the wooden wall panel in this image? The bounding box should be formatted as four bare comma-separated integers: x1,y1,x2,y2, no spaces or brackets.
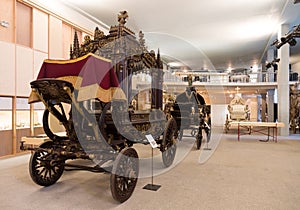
32,9,48,52
34,126,45,136
0,41,15,95
0,130,13,156
16,1,31,47
16,46,33,96
0,0,15,43
49,16,62,59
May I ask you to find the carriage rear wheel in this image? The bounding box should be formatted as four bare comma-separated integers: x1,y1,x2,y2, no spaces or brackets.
29,141,65,186
161,117,177,167
110,147,139,203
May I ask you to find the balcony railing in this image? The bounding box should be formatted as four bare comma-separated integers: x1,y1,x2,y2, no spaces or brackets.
163,71,299,84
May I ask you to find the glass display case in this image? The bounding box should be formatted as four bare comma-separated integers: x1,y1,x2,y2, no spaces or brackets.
33,102,44,128
16,97,30,129
0,97,12,130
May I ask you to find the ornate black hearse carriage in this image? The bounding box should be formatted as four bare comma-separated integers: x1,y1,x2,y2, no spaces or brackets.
165,86,211,149
21,11,207,203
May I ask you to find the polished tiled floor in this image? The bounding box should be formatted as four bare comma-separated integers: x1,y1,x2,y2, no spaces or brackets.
1,129,300,210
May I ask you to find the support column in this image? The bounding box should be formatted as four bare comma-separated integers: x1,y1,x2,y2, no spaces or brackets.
267,90,275,122
261,93,267,122
262,62,266,82
277,24,290,136
267,49,275,82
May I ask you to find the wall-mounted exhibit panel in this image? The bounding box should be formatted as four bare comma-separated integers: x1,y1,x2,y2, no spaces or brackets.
33,9,48,53
0,41,15,95
16,45,33,97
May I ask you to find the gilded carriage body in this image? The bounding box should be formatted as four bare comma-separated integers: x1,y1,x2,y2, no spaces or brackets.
224,94,250,132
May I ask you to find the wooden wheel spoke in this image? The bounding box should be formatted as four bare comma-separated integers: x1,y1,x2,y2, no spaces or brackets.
44,169,49,179
37,168,46,176
48,168,52,178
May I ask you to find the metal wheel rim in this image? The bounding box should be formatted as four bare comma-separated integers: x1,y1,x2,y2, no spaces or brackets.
110,147,139,203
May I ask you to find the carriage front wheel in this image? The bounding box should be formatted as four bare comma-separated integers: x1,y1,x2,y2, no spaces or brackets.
29,141,65,186
110,147,139,203
161,117,177,167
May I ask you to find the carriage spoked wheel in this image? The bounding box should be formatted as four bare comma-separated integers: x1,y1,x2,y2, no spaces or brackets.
110,147,139,203
29,141,65,186
161,117,177,167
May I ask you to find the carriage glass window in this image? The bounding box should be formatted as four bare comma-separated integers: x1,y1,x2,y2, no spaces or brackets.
0,97,12,130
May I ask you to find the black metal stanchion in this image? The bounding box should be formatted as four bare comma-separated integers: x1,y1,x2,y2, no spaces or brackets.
143,135,161,191
203,126,211,150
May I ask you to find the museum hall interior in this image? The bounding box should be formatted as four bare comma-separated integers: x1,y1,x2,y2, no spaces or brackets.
0,0,300,209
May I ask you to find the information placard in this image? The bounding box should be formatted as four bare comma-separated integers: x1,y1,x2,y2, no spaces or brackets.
145,134,158,148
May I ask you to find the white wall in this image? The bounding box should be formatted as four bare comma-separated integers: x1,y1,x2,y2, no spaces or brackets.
34,51,48,79
49,16,62,59
0,0,106,97
16,46,34,96
33,9,49,53
26,0,109,34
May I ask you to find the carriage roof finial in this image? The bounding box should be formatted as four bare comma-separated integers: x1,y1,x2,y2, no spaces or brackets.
118,11,128,26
